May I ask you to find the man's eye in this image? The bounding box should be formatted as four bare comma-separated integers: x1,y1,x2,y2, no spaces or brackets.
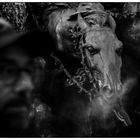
116,47,123,56
0,64,18,77
87,46,100,55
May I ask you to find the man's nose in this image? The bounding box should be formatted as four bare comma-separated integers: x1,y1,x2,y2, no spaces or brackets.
14,72,34,95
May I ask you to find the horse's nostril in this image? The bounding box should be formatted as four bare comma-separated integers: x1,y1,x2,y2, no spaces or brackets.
101,85,114,98
103,85,112,92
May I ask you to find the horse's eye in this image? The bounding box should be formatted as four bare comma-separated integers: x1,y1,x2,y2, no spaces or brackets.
116,47,123,56
87,46,100,55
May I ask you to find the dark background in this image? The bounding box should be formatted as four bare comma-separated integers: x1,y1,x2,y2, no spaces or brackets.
1,2,140,137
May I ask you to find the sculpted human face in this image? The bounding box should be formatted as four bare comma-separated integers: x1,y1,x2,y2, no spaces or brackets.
0,47,34,133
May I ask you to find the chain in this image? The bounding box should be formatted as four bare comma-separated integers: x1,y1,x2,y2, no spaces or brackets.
51,53,93,101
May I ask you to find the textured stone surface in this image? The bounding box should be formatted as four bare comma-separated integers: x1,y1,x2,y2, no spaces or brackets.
0,3,27,32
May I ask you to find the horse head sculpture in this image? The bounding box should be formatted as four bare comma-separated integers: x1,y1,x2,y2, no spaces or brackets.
43,3,131,133
46,3,122,97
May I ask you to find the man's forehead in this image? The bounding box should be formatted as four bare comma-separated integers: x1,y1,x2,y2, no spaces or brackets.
0,46,30,68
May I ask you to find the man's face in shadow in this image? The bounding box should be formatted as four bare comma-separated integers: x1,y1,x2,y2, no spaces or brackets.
0,46,34,135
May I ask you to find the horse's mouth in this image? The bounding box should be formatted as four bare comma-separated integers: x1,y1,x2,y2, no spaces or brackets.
91,69,106,91
93,70,104,87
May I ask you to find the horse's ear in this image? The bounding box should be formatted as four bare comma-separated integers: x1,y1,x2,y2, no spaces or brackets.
108,14,116,32
78,14,88,31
